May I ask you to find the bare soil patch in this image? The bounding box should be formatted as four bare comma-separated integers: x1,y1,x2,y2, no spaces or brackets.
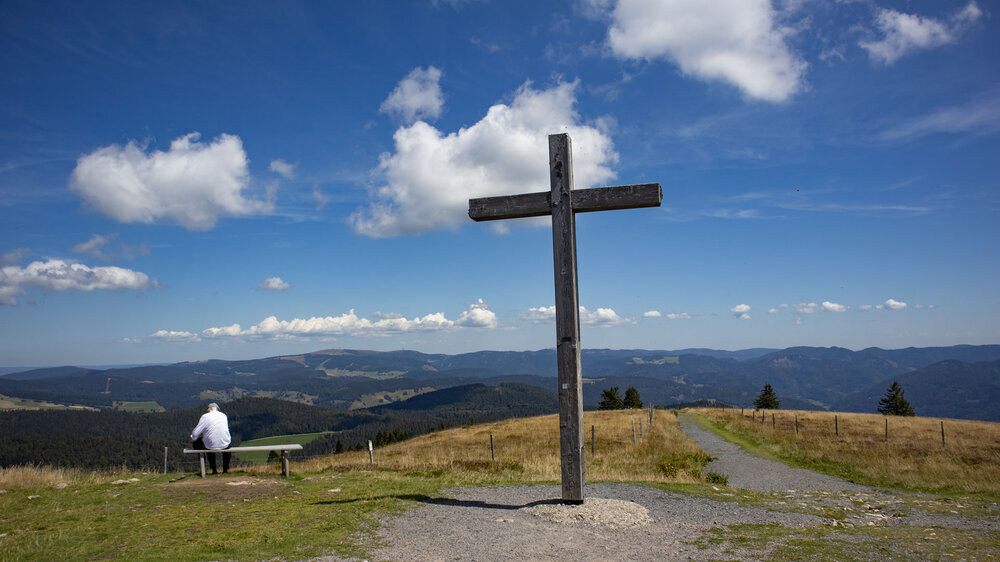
161,475,289,502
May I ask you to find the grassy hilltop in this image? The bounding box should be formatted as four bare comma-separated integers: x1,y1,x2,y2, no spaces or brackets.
1,408,999,560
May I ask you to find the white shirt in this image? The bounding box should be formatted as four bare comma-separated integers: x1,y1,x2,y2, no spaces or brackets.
190,409,232,449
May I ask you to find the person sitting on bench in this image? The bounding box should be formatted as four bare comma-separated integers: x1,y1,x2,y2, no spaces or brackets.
190,402,232,474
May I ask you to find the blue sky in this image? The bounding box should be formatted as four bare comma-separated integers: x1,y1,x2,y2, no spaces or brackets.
1,0,997,367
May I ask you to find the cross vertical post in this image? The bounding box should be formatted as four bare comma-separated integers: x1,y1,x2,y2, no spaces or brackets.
549,134,585,502
468,133,661,503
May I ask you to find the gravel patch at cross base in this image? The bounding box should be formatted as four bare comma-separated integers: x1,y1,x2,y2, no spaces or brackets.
365,482,822,561
676,413,872,493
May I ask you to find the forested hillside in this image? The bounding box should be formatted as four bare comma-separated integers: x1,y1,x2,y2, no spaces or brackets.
835,360,1000,420
1,382,558,470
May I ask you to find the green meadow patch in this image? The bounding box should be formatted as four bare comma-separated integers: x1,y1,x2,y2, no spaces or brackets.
235,433,329,462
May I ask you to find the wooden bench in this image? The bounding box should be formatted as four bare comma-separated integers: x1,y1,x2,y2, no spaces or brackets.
182,444,304,478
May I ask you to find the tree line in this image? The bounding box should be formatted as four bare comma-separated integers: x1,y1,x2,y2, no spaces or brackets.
751,381,915,416
597,386,643,410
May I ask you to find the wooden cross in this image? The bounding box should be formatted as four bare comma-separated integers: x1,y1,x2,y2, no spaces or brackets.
468,133,661,503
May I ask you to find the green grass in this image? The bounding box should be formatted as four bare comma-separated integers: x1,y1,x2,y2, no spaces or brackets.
235,432,329,462
0,394,96,411
115,401,165,413
0,469,472,560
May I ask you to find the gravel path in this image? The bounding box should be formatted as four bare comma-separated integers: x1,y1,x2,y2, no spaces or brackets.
676,413,871,493
329,413,998,561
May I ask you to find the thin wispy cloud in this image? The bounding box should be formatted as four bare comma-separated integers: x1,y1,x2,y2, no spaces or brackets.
860,2,983,65
269,159,297,180
70,234,149,262
379,66,445,124
879,93,1000,142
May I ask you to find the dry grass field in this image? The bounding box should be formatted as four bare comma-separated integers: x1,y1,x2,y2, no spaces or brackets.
292,408,711,484
691,407,1000,494
0,464,116,489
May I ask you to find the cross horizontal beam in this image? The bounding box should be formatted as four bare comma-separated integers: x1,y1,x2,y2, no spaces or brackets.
468,183,662,222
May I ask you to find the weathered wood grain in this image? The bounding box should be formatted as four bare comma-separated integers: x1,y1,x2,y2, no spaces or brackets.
467,183,661,222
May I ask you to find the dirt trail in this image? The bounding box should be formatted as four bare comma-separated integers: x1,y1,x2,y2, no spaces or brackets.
676,413,870,492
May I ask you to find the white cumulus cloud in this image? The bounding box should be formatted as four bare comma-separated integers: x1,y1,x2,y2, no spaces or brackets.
730,303,752,320
665,312,691,320
878,298,907,310
352,80,618,237
521,305,557,323
456,299,498,328
643,310,662,318
0,258,155,305
821,301,847,313
860,1,983,65
520,304,632,326
191,301,498,341
379,66,445,124
581,306,632,326
605,0,806,102
69,132,271,230
259,277,291,291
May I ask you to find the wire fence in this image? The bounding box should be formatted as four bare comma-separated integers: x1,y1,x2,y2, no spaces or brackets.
714,407,952,447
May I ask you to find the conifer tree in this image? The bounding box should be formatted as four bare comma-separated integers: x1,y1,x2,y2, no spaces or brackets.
877,381,915,416
753,383,780,409
599,386,624,410
623,386,643,409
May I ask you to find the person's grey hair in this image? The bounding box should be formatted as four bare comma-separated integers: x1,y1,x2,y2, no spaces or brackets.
207,403,219,411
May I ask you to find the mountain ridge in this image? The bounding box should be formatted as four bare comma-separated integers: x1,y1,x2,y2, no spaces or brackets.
2,344,998,421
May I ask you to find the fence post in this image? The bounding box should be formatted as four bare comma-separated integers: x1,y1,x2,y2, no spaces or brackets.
771,413,775,429
490,433,495,461
835,415,839,437
632,419,637,445
794,415,798,434
639,419,643,438
591,425,595,455
368,440,374,465
941,421,945,447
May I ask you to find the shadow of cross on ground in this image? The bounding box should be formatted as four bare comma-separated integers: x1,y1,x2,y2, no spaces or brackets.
468,133,661,503
312,493,565,509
